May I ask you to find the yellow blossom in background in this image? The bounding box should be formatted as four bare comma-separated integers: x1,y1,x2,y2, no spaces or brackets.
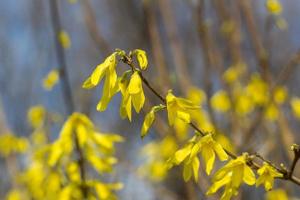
235,93,254,116
133,49,148,70
94,181,123,200
187,87,206,105
192,109,215,133
139,136,178,181
0,133,28,157
43,69,60,91
207,154,256,200
210,90,231,112
47,112,123,173
67,162,81,183
246,73,268,106
31,129,47,146
266,0,282,15
6,190,24,200
256,162,282,191
264,103,279,121
166,90,200,126
291,97,300,119
82,52,119,111
215,133,236,154
265,189,288,200
58,30,71,49
27,105,46,128
273,86,287,104
223,62,246,84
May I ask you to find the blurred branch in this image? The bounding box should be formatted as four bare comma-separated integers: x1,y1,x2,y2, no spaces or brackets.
276,50,300,85
79,0,110,55
142,0,171,93
238,0,270,82
194,0,218,128
48,0,87,196
288,144,300,178
212,0,243,64
158,0,192,93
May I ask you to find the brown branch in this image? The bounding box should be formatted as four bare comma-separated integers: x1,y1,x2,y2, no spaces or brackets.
142,0,171,93
238,0,270,82
288,145,300,178
157,0,192,93
79,0,110,55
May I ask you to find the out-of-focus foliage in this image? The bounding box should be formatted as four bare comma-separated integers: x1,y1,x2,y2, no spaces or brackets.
3,107,123,200
2,0,300,199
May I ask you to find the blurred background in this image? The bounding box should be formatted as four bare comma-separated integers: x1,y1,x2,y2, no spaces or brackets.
1,0,300,199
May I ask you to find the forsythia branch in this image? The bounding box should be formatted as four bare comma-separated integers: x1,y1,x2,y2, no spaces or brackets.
121,54,300,187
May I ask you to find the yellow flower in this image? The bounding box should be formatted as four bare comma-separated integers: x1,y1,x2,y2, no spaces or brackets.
291,97,300,119
168,134,228,182
66,162,81,183
43,69,59,91
182,156,200,182
141,105,165,138
210,90,231,112
48,112,122,169
6,190,23,200
187,87,206,105
166,90,200,126
120,71,145,121
196,134,228,175
94,181,123,200
82,53,119,111
264,103,279,121
174,118,189,141
215,133,236,154
139,136,178,181
27,105,46,128
223,62,246,84
133,49,148,70
265,189,288,200
246,74,268,106
58,30,71,49
235,93,254,116
0,133,29,157
141,109,155,138
207,154,255,200
256,162,282,191
273,86,287,104
266,0,282,15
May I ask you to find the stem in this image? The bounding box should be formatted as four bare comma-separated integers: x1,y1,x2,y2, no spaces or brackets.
48,0,87,197
288,145,300,178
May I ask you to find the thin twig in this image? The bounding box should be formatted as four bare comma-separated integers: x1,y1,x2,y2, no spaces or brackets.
288,145,300,178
